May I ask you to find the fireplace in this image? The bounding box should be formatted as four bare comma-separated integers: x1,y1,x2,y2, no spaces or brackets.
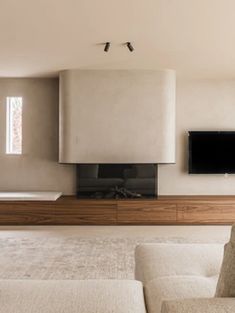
77,164,158,199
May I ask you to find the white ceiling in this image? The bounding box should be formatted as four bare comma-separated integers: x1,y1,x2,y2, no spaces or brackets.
1,0,235,78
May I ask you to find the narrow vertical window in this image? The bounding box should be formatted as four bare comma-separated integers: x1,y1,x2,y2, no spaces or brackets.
6,97,23,154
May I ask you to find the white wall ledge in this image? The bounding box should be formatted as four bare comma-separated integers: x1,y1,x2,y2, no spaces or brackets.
0,192,62,201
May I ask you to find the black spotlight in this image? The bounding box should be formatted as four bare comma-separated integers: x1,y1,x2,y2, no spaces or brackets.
126,42,134,52
104,42,110,52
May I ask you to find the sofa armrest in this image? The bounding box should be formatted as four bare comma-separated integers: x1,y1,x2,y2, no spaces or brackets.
161,298,235,313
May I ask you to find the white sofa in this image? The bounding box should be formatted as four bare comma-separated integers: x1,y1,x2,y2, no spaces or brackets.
135,243,235,313
0,280,146,313
161,298,235,313
1,243,235,313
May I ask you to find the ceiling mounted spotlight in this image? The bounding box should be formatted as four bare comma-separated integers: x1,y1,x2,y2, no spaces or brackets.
126,42,134,52
104,42,111,52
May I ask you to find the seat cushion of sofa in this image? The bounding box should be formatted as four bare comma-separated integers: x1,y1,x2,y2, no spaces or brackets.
135,244,223,284
0,280,146,313
144,275,218,313
161,298,235,313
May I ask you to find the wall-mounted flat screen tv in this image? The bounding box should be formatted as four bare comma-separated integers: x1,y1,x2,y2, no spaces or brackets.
188,131,235,174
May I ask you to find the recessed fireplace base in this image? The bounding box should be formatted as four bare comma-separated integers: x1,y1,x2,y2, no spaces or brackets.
90,186,142,200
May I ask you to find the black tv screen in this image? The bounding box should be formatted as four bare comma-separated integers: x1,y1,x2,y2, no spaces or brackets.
188,131,235,174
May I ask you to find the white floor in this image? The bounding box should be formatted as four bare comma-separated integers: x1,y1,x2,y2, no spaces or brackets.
0,225,231,242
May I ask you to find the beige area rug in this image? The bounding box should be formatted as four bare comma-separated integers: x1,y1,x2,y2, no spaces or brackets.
0,236,224,280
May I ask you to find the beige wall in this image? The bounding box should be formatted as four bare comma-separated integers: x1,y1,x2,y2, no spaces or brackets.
159,78,235,195
2,77,235,196
0,78,75,195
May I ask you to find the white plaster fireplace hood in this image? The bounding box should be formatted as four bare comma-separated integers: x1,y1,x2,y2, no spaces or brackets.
59,69,176,164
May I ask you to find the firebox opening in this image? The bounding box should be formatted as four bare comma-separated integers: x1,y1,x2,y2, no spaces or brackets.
77,164,158,199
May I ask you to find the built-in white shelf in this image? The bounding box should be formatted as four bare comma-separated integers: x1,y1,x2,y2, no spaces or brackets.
0,192,62,201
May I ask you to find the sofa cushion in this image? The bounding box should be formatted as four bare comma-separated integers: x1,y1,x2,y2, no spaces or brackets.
135,244,223,284
216,224,235,297
144,275,218,313
161,298,235,313
0,280,146,313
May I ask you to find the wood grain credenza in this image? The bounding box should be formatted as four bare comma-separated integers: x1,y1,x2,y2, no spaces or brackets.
0,196,235,225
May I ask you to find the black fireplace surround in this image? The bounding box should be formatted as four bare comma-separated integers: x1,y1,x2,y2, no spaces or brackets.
77,164,157,199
